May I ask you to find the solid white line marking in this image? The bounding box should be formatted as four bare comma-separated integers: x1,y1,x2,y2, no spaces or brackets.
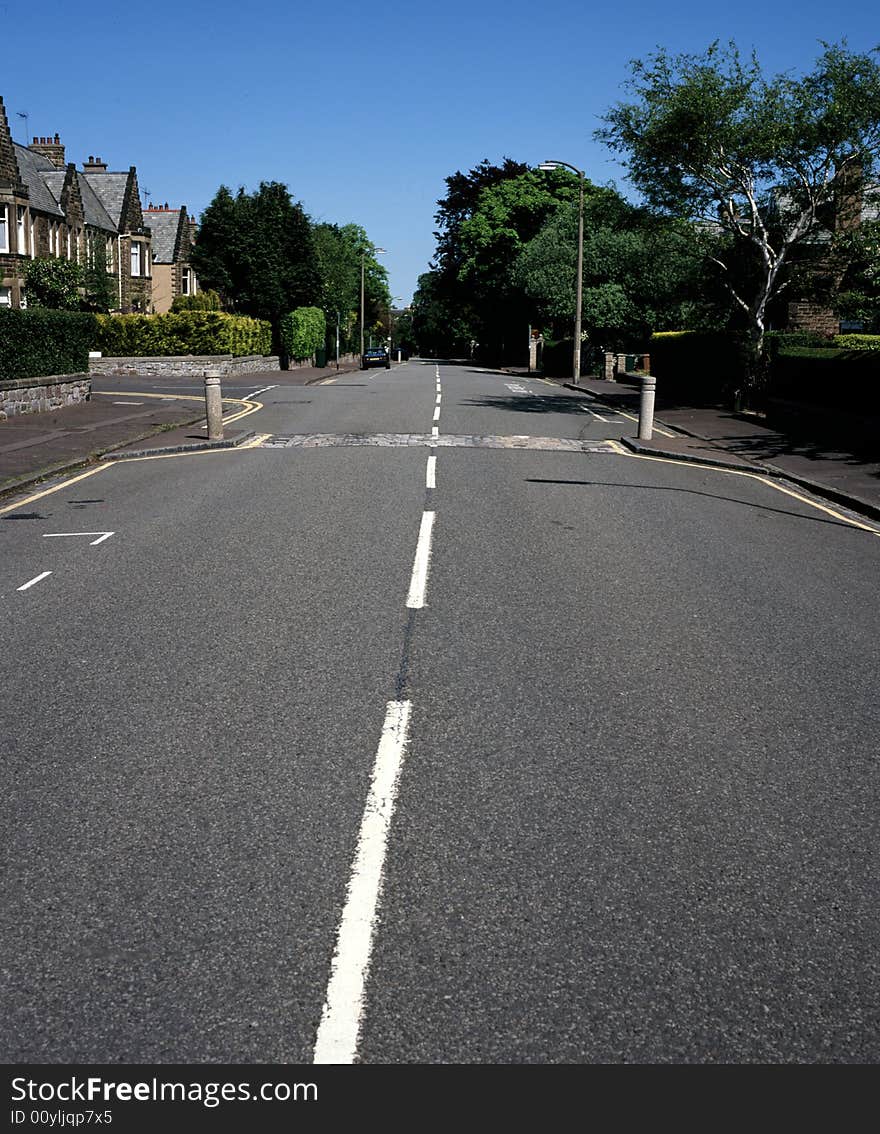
43,531,115,546
426,455,436,489
431,425,439,438
579,404,609,422
248,384,278,398
17,571,52,591
314,699,413,1065
432,405,441,422
112,401,143,405
406,510,436,609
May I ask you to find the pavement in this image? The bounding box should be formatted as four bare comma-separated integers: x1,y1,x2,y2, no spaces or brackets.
551,375,880,522
2,362,879,522
0,360,360,497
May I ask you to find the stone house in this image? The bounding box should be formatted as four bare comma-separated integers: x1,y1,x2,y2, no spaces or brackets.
143,203,198,313
0,94,152,313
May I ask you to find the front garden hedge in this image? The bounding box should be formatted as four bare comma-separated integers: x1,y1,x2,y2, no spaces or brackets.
0,308,97,381
280,307,326,361
93,312,272,357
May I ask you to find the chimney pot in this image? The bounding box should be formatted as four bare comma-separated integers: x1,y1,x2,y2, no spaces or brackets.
54,133,60,143
33,136,38,144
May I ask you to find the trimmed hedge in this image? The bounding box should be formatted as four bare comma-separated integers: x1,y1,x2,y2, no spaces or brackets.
280,307,326,361
170,290,223,313
832,334,880,352
649,330,751,403
0,308,97,381
93,312,271,357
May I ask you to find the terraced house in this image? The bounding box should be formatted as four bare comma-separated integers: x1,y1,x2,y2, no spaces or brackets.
0,94,152,312
144,203,198,313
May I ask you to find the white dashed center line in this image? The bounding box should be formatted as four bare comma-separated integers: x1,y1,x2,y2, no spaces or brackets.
313,698,413,1064
426,455,436,489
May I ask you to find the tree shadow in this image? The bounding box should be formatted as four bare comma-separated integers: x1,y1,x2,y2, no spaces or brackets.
460,395,594,415
525,478,873,532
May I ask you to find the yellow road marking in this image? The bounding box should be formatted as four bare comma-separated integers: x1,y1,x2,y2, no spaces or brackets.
107,432,272,463
0,463,112,515
619,449,880,536
611,407,676,438
92,389,262,424
321,377,338,385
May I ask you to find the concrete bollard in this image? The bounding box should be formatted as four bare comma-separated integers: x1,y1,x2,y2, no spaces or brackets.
638,374,656,440
204,371,224,441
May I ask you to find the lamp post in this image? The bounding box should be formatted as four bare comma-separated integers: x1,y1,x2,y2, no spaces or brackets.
539,160,585,385
388,295,402,360
360,245,387,365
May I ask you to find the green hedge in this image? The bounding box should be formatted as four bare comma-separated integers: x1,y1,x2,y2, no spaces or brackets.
649,330,751,403
280,307,326,361
170,290,223,313
93,312,271,357
0,308,97,381
832,334,880,352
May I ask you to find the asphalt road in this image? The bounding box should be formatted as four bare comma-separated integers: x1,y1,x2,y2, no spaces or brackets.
2,360,878,1063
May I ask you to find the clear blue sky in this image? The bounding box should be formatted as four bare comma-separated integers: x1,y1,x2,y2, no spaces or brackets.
2,0,877,304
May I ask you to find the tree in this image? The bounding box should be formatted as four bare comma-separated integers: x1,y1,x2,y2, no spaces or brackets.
82,237,115,313
597,40,880,389
515,189,705,350
24,258,83,310
191,182,321,350
455,168,580,360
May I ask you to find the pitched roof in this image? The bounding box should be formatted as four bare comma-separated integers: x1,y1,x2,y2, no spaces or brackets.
143,209,180,262
76,173,116,231
12,142,64,217
80,171,131,229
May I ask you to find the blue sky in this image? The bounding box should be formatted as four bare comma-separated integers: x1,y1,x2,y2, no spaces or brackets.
2,0,878,303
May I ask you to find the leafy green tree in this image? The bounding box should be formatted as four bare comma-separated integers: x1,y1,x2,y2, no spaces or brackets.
191,182,320,353
515,190,705,349
82,238,115,313
24,258,84,310
597,40,880,388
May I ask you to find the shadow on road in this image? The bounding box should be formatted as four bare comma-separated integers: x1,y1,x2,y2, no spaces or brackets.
525,478,872,532
461,395,592,415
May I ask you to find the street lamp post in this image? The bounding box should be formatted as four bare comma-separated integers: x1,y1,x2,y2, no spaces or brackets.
360,246,387,365
539,160,585,386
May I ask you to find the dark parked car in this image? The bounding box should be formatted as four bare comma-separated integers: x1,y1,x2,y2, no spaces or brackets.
362,348,391,369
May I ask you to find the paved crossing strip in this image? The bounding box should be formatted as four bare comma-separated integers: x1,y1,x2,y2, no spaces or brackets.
260,433,618,452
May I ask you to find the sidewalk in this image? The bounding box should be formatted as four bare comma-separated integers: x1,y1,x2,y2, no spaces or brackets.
558,376,880,522
0,362,360,498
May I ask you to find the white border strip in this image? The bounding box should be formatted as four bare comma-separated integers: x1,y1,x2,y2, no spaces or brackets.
17,571,52,591
313,699,413,1064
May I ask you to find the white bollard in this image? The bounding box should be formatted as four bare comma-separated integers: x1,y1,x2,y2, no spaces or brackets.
638,375,656,440
204,371,224,441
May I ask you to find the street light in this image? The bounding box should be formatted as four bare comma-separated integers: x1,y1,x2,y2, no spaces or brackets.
361,245,387,364
388,296,402,360
539,160,585,385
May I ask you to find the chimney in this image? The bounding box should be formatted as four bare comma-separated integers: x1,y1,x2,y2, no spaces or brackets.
82,155,108,173
29,133,66,170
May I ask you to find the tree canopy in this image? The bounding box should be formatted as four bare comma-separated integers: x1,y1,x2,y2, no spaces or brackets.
191,181,320,332
596,39,880,375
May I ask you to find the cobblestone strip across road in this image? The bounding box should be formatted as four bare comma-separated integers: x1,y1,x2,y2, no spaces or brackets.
260,433,618,452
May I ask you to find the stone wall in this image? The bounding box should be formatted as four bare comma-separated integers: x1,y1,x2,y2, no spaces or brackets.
89,354,280,376
786,301,840,336
0,373,90,419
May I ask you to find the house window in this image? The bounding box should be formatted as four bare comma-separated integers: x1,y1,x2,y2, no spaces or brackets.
181,268,190,294
17,206,27,256
0,286,12,307
30,217,36,258
0,206,8,253
130,241,141,277
66,229,72,260
107,237,114,271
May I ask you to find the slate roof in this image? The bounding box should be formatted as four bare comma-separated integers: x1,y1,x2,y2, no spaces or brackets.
81,171,130,229
12,142,64,217
143,210,180,262
77,174,116,231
